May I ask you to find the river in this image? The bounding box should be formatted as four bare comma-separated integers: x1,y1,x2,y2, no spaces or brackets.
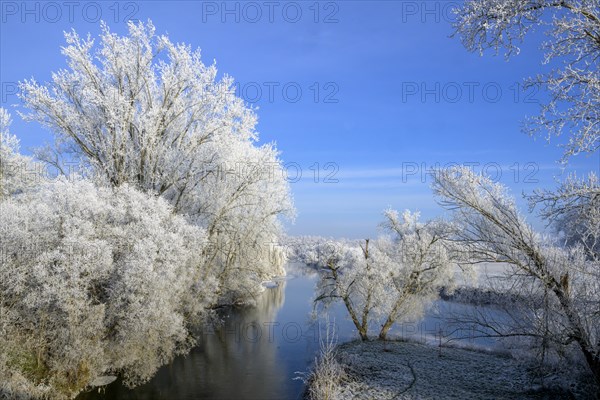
79,264,502,399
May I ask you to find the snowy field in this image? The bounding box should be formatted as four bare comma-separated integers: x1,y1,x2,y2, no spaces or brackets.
330,340,596,400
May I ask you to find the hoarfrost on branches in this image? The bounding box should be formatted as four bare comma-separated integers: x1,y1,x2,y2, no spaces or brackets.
454,0,600,161
529,173,600,260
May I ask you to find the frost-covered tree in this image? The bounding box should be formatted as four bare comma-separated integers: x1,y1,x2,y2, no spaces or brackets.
313,211,455,341
453,4,600,384
376,210,455,340
286,235,352,268
0,108,38,198
18,20,293,301
453,0,600,271
313,238,379,341
19,21,254,191
188,140,292,302
432,166,600,389
453,0,600,161
0,178,213,398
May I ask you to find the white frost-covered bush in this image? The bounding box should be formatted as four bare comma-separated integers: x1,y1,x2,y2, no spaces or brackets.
0,178,213,398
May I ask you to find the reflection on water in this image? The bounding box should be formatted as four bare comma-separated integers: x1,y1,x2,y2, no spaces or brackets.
80,265,504,400
80,267,328,400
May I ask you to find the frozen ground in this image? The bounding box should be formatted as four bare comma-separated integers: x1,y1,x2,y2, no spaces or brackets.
329,340,596,400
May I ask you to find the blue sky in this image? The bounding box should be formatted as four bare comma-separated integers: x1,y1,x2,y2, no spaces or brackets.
2,1,599,238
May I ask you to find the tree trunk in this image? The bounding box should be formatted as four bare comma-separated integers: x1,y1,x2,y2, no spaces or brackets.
379,317,394,341
342,294,368,341
580,349,600,395
329,262,369,341
358,330,368,341
549,276,600,392
359,239,371,341
378,292,409,340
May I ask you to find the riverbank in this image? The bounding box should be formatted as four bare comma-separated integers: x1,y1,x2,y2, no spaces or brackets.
307,339,596,399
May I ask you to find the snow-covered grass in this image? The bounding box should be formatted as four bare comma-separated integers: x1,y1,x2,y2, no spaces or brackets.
309,339,597,400
303,340,346,400
296,318,347,400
